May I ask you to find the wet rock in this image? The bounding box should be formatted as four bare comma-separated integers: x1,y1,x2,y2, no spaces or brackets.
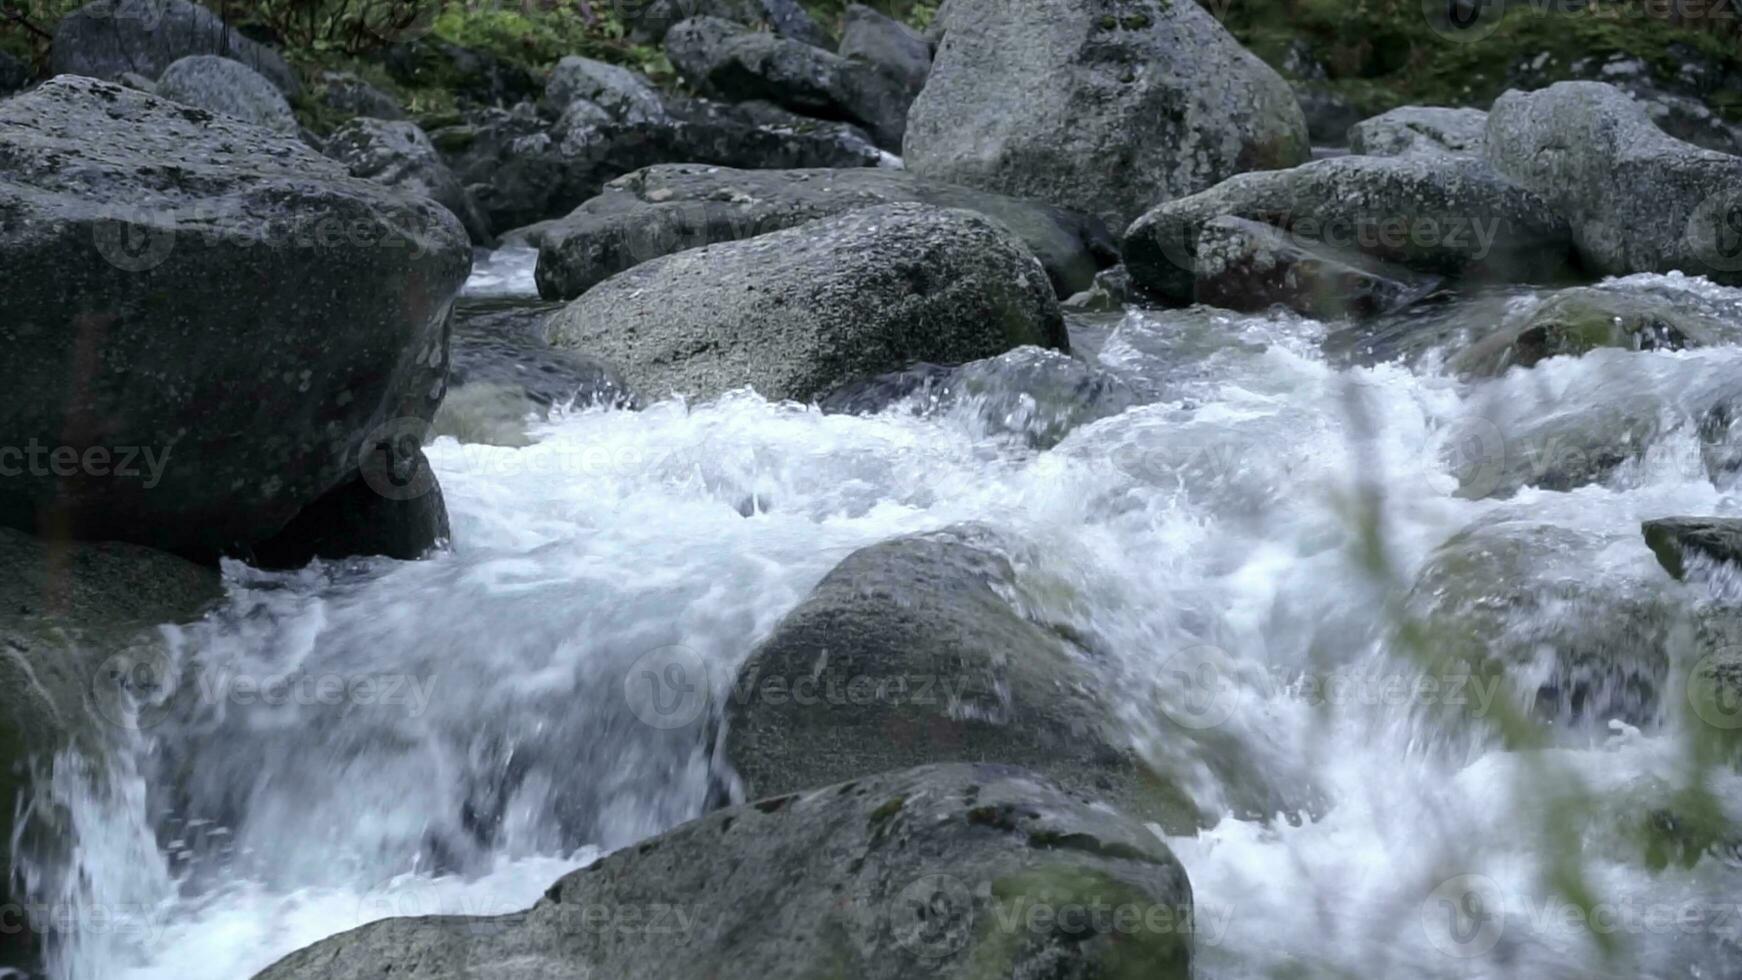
0,77,469,562
495,220,562,250
641,98,886,173
1061,265,1132,314
904,0,1308,228
154,54,295,132
434,100,883,232
326,116,494,245
546,204,1065,402
314,70,404,120
1449,399,1662,500
1348,106,1488,158
1642,518,1742,583
1406,517,1678,733
1193,215,1441,320
427,103,565,230
726,527,1187,827
383,36,538,107
820,347,1137,448
1454,286,1722,377
629,0,831,49
665,16,913,150
541,55,666,123
1123,154,1574,305
1486,81,1742,284
50,0,298,96
0,527,220,971
437,297,635,446
249,454,450,569
534,164,1114,301
840,4,931,107
252,764,1193,980
116,70,158,94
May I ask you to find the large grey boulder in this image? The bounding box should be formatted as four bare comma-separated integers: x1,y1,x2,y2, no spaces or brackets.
1193,214,1440,320
725,528,1189,827
0,77,469,562
904,0,1309,228
1506,50,1742,157
840,3,931,106
628,0,831,49
545,203,1067,402
252,764,1193,980
0,527,220,971
326,116,495,245
432,98,883,232
541,55,666,123
534,164,1114,301
155,54,296,132
1486,81,1742,283
50,0,298,96
1348,106,1488,158
1123,154,1575,304
666,16,912,150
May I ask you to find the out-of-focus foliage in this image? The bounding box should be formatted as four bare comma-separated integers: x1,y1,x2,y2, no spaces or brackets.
1211,0,1742,121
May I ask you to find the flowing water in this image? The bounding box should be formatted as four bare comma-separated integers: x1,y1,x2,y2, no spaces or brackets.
25,253,1742,979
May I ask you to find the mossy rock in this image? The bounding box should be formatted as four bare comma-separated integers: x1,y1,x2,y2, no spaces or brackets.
253,764,1194,980
1455,287,1723,377
1404,517,1677,740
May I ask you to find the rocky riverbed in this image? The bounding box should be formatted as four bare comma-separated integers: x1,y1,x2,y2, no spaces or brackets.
4,1,1742,978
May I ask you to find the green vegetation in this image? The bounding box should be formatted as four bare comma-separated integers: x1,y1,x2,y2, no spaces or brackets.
2,0,938,131
1214,0,1742,119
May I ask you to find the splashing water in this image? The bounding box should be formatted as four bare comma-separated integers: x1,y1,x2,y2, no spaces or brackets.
26,269,1742,979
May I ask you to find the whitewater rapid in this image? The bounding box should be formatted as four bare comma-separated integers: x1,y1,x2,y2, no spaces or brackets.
31,257,1742,979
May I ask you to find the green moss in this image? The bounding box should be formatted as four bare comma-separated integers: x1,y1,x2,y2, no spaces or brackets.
867,794,906,828
1219,0,1742,121
968,865,1192,980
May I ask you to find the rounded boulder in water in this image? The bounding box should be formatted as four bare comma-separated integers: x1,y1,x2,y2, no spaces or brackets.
251,764,1194,980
